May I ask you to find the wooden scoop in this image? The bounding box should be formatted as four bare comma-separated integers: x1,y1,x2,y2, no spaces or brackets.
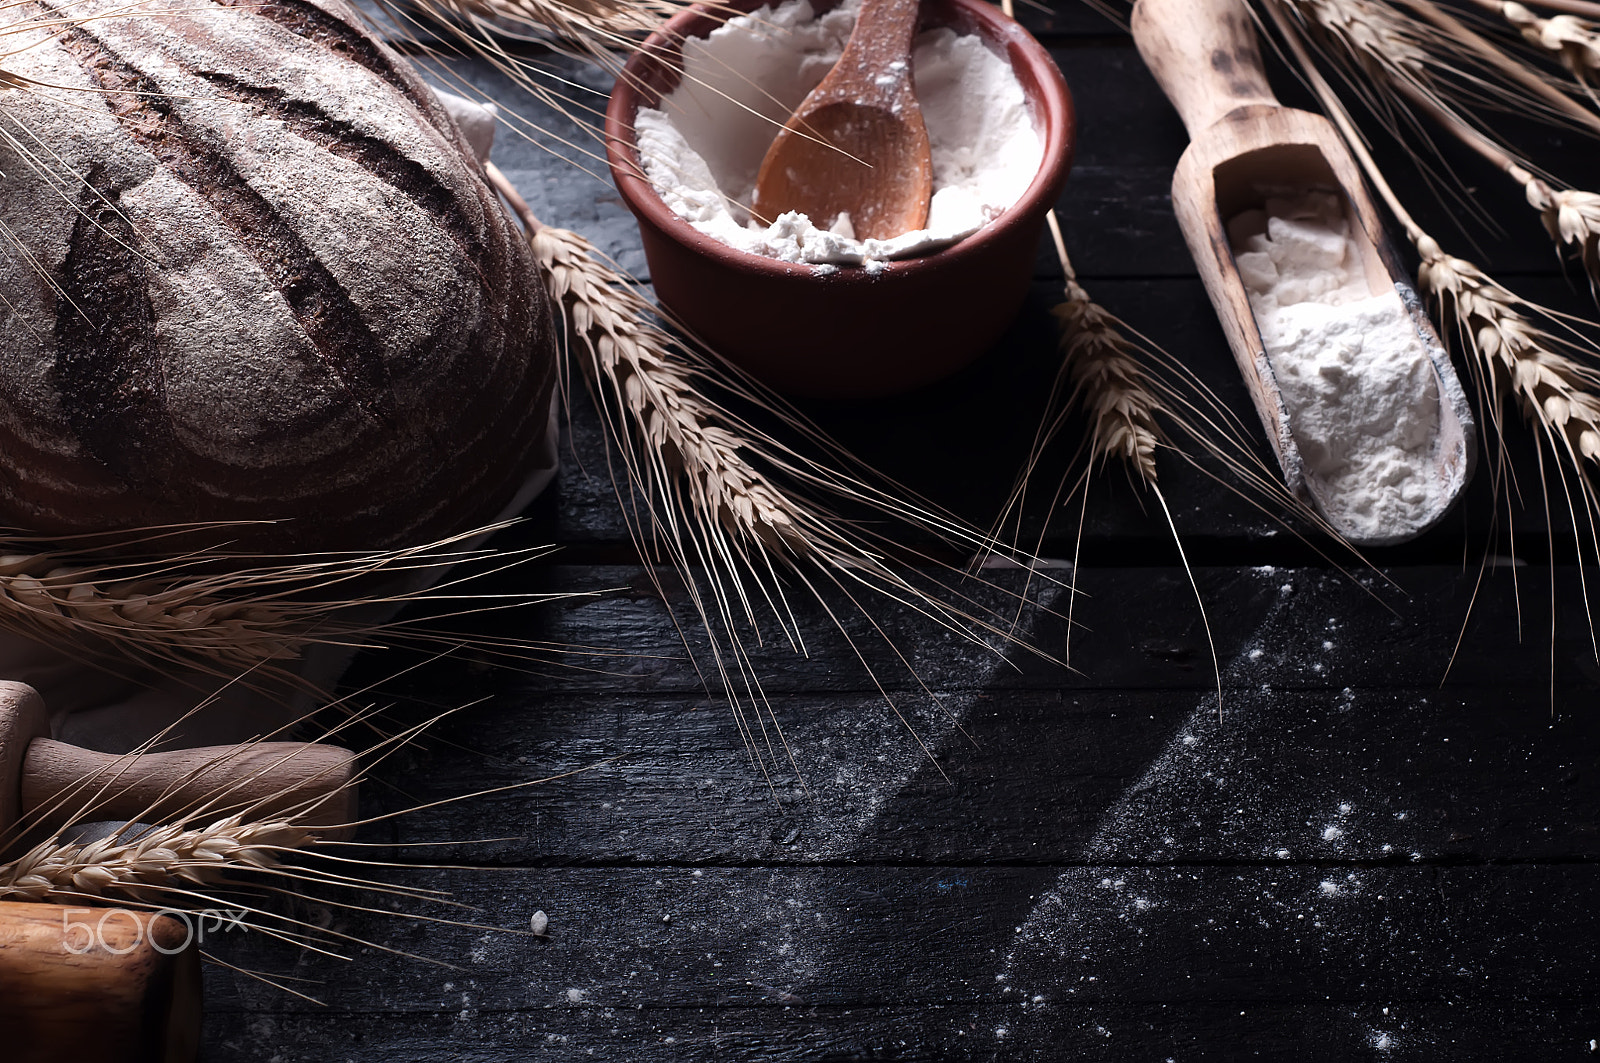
0,681,358,850
1132,0,1475,544
751,0,932,240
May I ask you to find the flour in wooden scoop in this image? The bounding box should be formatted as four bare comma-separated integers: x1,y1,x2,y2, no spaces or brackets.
1229,191,1443,540
632,0,1043,267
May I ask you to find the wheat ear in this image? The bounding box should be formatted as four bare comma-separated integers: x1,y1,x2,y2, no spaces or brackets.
486,164,1063,780
528,223,813,557
1264,1,1600,291
1052,276,1163,486
1019,212,1221,707
487,163,1046,587
1266,0,1600,460
1489,1,1600,98
0,552,306,674
0,524,553,687
0,816,311,904
1417,239,1600,469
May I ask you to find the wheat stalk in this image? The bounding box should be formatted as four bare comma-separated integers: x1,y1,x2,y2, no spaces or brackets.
1270,0,1433,88
1490,1,1600,96
490,161,1043,583
0,524,559,688
1270,0,1600,143
1263,0,1600,289
1052,277,1163,486
1417,235,1600,468
0,706,624,997
528,224,814,558
1410,234,1600,676
0,816,311,904
0,552,307,674
1010,212,1236,704
481,163,1063,778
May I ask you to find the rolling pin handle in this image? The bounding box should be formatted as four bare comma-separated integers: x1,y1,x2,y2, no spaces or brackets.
21,740,360,840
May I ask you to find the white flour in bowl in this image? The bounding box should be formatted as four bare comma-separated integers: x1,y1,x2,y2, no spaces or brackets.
631,0,1044,266
1228,191,1442,540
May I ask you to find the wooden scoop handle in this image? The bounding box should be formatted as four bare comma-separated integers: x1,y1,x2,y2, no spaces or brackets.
21,740,358,839
1131,0,1280,136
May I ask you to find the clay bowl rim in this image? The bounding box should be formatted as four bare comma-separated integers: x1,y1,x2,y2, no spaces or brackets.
603,0,1076,287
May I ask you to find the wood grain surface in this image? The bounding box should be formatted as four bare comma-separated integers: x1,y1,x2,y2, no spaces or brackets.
197,6,1600,1060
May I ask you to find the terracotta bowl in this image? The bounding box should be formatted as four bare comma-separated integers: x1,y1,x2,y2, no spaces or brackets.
604,0,1076,399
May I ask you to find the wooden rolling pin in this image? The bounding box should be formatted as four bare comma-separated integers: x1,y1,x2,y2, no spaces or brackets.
1131,0,1476,544
0,900,200,1062
0,681,358,849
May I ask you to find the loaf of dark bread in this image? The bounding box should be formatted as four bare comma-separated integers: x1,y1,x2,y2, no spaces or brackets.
0,0,556,554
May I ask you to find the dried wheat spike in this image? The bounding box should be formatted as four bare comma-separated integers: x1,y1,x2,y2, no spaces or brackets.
1499,2,1600,90
0,553,306,672
531,225,810,555
1052,279,1164,485
1277,0,1433,80
1521,178,1600,284
1417,235,1600,465
1275,2,1600,290
423,0,673,50
0,817,313,905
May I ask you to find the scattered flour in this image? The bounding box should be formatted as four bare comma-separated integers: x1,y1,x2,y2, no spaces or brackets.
633,0,1043,265
1228,190,1442,540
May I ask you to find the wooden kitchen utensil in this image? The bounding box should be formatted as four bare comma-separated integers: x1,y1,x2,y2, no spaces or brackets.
0,900,200,1063
751,0,933,240
0,681,358,850
1131,0,1475,544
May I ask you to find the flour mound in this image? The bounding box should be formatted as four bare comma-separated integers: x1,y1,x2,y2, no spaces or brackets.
1229,191,1442,540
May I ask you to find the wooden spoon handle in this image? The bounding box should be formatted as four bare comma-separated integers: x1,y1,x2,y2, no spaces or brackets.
836,0,922,108
1131,0,1280,136
21,740,358,838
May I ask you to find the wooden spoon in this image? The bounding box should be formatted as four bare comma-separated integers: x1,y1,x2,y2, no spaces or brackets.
751,0,932,241
1132,0,1476,545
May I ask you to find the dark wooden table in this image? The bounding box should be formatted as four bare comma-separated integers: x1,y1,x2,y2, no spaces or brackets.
203,5,1600,1059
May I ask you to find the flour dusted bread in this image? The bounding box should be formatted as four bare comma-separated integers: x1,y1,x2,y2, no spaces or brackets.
0,0,555,553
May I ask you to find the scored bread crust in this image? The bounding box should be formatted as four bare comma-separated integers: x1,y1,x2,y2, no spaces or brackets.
0,0,557,554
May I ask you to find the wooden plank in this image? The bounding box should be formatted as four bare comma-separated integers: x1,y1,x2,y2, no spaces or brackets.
344,556,1600,867
200,866,1600,1058
200,1000,1600,1062
201,866,1600,1007
374,563,1600,697
347,680,1600,864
